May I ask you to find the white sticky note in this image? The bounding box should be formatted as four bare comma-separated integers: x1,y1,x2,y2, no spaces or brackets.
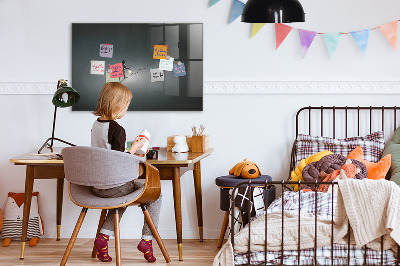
150,68,164,82
90,60,105,75
159,57,174,71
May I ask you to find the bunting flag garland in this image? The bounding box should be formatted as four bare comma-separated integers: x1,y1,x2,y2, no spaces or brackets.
323,33,341,58
378,21,398,50
251,23,266,38
209,6,400,57
209,0,220,8
229,0,245,24
351,29,370,55
298,29,317,58
275,23,293,49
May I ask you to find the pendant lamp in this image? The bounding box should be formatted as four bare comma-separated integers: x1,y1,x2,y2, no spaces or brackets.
38,79,80,154
242,0,305,23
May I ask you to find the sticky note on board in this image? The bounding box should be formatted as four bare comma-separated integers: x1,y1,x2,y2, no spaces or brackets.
150,68,164,82
109,63,124,78
153,45,168,59
90,61,105,75
106,72,119,82
159,57,174,71
173,63,186,77
100,44,114,58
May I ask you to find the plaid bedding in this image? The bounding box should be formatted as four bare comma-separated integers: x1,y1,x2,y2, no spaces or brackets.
234,191,397,265
294,131,385,166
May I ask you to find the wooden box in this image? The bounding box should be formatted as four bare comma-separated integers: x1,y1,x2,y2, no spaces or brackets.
167,135,192,151
191,135,209,153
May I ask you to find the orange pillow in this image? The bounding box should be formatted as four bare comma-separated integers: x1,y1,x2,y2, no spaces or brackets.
347,146,391,180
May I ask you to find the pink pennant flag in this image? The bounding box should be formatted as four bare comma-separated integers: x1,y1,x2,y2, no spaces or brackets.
298,29,317,58
275,23,293,49
378,21,398,50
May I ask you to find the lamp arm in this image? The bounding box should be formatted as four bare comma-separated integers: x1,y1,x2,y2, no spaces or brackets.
50,105,57,148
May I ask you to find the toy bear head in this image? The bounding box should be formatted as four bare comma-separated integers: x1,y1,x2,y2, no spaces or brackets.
229,159,261,179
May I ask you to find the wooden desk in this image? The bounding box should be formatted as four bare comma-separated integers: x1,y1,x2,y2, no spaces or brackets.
10,147,213,261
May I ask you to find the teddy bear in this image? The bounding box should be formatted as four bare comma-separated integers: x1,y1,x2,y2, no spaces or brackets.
1,192,44,247
229,159,261,179
172,135,189,153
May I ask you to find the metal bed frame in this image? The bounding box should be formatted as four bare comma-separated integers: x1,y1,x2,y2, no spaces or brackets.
230,106,400,266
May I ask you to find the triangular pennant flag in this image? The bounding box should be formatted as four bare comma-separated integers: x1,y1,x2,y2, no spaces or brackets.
251,23,266,38
275,23,293,49
351,29,370,55
378,21,398,50
209,0,220,7
323,33,341,58
298,29,317,58
229,0,245,24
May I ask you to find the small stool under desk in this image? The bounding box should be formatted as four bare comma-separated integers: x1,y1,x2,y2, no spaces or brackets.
215,175,275,248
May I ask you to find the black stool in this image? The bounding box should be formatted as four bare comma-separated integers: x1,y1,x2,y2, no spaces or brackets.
215,175,275,248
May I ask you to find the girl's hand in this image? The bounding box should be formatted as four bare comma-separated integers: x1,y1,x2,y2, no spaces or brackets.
134,148,149,157
129,137,147,155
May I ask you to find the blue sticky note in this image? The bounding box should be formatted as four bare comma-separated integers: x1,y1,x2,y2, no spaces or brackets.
173,63,186,77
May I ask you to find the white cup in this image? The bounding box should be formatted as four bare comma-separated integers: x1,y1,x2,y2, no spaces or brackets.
135,129,150,154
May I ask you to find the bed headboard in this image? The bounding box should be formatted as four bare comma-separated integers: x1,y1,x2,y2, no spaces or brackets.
290,106,400,179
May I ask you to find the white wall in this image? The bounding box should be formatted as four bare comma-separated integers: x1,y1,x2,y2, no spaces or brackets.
1,0,400,240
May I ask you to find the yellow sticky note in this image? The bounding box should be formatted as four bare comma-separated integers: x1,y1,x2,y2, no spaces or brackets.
153,45,168,59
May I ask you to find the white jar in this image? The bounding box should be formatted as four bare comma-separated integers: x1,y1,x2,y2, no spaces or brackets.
135,129,150,154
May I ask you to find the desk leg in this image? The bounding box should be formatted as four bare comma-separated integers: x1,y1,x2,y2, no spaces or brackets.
172,167,183,261
56,178,64,241
193,161,203,242
20,165,35,259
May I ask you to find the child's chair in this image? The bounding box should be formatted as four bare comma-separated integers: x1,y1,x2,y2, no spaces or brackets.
60,146,171,265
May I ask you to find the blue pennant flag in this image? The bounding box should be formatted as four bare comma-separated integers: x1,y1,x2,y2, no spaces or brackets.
351,29,371,55
323,33,341,58
229,0,245,24
209,0,221,7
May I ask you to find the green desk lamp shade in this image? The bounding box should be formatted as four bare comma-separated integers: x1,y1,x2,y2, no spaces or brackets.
38,80,80,154
52,84,80,108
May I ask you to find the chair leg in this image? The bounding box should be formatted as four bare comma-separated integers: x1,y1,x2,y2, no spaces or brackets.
217,211,230,248
92,209,108,258
60,208,88,266
141,205,171,263
114,209,121,266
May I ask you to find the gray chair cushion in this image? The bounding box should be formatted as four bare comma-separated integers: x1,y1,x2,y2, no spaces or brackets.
69,180,145,208
62,146,145,188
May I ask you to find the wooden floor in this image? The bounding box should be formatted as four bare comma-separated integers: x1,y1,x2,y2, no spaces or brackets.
0,239,221,265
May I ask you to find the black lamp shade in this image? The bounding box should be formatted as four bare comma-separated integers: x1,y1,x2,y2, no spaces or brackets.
52,84,80,108
242,0,305,23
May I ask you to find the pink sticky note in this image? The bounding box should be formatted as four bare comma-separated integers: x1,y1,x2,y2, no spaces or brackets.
109,63,124,78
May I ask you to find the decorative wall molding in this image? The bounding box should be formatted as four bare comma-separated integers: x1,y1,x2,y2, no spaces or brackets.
1,81,400,95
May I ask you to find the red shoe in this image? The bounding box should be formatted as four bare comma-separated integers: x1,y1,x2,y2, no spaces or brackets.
94,233,112,262
137,239,156,262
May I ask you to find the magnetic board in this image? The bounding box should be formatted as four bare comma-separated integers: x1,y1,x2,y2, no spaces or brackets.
72,23,203,111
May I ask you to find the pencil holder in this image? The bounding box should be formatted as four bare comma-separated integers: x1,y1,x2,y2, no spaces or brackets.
191,135,209,153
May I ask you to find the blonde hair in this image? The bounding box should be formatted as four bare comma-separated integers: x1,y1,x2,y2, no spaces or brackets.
93,82,133,120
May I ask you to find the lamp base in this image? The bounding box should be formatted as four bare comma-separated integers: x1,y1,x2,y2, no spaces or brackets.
38,137,76,154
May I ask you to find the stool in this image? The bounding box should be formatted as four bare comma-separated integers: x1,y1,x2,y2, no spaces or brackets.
215,175,275,248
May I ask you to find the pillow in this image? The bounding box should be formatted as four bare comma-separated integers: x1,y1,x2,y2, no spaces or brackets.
295,131,385,166
348,146,391,180
382,126,400,184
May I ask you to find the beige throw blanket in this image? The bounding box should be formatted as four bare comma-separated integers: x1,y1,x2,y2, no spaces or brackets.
214,179,400,266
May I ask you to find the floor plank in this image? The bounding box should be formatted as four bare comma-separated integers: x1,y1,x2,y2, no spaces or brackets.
0,239,221,265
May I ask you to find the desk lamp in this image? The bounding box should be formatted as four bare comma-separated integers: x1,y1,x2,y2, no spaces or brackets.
241,0,305,23
38,79,80,154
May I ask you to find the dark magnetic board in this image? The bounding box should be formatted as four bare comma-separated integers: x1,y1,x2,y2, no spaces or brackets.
72,23,203,111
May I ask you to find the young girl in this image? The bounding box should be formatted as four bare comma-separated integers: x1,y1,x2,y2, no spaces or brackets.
91,82,162,263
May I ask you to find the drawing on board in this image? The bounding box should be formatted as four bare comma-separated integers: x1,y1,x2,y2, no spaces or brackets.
72,23,203,111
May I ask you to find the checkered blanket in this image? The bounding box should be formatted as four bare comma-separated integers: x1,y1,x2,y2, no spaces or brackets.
234,191,397,265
